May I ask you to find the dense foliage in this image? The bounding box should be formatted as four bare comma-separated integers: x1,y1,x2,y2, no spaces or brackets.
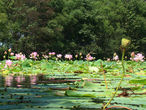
0,0,145,59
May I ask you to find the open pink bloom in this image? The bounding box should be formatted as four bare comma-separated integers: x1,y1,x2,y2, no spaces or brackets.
10,52,14,56
49,52,56,56
85,54,94,61
5,60,13,67
65,54,72,60
113,53,119,61
15,53,26,60
21,55,26,60
133,53,144,62
33,52,37,56
57,54,62,58
113,55,119,61
15,54,21,59
30,52,39,60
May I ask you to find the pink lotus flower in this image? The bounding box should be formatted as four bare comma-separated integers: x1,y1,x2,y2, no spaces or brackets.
85,54,94,61
133,53,144,62
113,53,119,61
21,55,26,60
15,53,26,60
49,52,55,56
10,52,14,56
5,60,13,67
30,52,39,60
64,54,72,60
57,54,62,58
113,55,119,61
15,54,21,59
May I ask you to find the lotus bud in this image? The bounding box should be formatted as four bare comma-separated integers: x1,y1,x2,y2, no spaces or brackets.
4,51,7,54
75,54,78,58
113,52,117,56
121,38,131,48
8,48,11,52
131,52,135,57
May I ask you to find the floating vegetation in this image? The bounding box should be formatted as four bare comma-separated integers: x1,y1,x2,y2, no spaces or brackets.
0,59,145,110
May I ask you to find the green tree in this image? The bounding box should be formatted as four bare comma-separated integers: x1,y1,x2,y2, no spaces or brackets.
3,0,54,54
48,0,146,58
0,0,145,59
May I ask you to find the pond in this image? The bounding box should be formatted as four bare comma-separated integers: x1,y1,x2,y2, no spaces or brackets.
0,73,145,110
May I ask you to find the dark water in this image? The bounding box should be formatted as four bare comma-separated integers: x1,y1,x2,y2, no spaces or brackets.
0,74,102,110
0,74,142,110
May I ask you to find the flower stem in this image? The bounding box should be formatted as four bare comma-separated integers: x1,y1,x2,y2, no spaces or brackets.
103,50,125,110
100,62,108,89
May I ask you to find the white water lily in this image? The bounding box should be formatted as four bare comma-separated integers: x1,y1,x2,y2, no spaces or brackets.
89,66,99,72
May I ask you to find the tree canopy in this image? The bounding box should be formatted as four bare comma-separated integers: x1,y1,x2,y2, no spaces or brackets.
0,0,145,59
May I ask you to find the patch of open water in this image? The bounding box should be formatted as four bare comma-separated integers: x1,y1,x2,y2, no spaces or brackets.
0,74,145,110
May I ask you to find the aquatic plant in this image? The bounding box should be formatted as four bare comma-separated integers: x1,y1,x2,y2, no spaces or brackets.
15,53,26,60
130,53,145,62
5,60,13,68
57,54,62,59
103,38,131,110
113,53,119,61
85,53,94,61
30,52,39,60
64,54,73,60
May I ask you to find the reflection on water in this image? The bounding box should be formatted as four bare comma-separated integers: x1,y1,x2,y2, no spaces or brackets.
0,74,144,110
30,75,37,85
1,74,75,88
0,74,81,88
15,76,25,83
5,75,13,87
1,75,38,88
15,76,25,87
